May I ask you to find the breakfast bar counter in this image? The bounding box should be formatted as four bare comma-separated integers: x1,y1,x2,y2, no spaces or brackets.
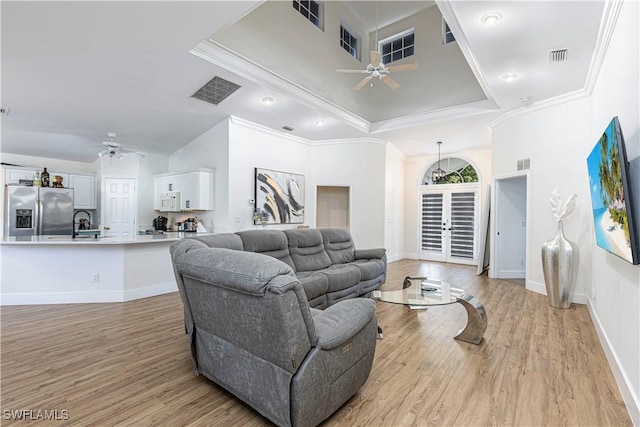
2,232,210,245
1,233,211,305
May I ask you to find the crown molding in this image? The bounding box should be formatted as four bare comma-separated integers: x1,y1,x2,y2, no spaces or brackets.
228,116,312,146
386,141,408,161
312,137,388,147
370,99,499,134
435,0,500,110
489,0,623,129
584,0,624,94
191,40,371,134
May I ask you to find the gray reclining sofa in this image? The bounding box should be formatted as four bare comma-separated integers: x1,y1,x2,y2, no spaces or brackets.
170,227,383,426
187,227,387,309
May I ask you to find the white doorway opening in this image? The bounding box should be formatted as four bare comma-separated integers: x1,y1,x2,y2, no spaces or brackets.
316,186,350,229
492,175,528,279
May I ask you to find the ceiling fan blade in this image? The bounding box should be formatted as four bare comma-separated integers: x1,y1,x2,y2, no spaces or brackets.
121,149,145,158
386,62,418,73
370,51,381,68
381,75,400,90
353,76,372,91
336,68,368,74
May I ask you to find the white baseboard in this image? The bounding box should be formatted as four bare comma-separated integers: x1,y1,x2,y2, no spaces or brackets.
588,298,640,426
497,269,525,279
387,253,415,262
1,282,178,306
526,279,588,305
124,282,177,301
1,290,125,305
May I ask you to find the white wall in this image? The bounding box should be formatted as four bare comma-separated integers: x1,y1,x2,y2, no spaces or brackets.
404,148,492,259
169,119,229,233
228,119,312,232
491,2,639,421
310,140,387,248
385,143,406,261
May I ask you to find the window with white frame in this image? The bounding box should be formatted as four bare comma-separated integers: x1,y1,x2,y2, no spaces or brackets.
443,19,455,44
378,29,415,64
340,23,360,60
293,0,322,29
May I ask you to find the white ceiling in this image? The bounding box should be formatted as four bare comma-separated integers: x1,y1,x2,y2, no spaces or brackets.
1,1,606,163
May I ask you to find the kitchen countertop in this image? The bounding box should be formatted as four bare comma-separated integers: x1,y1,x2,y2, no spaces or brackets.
1,232,212,245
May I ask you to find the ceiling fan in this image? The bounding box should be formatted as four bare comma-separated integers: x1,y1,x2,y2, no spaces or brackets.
98,133,145,159
337,51,418,90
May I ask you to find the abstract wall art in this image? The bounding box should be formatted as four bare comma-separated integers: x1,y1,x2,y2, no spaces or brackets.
254,168,305,224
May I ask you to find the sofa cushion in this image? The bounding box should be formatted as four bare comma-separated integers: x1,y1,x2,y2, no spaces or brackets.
350,259,386,281
194,233,244,251
317,264,361,293
283,229,331,272
320,228,356,264
296,271,329,302
237,230,296,270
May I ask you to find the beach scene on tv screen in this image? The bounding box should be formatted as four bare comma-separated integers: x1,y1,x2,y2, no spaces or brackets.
587,119,634,263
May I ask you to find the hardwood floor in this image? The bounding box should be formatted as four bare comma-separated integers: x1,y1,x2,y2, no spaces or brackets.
1,259,631,426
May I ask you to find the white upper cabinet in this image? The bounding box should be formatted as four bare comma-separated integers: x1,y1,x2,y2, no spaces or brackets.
68,174,97,209
5,168,37,184
154,169,214,211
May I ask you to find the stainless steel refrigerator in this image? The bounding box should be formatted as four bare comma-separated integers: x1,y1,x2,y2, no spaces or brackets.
5,185,74,236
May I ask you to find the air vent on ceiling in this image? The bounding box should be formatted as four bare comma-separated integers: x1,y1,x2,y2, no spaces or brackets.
548,48,569,63
282,126,295,132
191,76,241,105
517,158,531,171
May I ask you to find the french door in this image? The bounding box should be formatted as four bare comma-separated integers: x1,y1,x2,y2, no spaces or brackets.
420,185,479,265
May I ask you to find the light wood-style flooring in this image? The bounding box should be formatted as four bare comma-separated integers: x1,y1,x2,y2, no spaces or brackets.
1,260,631,426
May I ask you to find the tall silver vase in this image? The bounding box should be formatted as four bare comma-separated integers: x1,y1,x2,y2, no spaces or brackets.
541,221,579,308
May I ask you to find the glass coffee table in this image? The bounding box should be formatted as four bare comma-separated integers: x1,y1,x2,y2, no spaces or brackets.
372,276,487,344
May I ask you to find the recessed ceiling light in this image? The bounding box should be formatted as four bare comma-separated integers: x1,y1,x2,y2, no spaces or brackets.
480,12,503,25
315,119,325,126
502,73,519,82
261,97,274,105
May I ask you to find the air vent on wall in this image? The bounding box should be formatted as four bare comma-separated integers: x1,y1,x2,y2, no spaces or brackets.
548,48,569,63
282,126,295,132
191,76,241,105
517,158,531,171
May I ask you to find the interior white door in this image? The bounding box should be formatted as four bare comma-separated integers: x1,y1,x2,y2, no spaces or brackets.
104,178,136,237
420,186,479,265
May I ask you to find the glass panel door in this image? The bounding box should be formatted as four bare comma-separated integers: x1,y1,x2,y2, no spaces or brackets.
420,187,478,265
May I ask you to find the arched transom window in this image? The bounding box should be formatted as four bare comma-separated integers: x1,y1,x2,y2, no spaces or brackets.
422,157,479,185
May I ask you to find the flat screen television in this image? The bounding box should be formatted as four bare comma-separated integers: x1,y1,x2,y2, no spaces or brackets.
586,116,639,264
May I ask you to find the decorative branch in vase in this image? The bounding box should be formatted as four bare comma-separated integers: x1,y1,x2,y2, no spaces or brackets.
542,188,579,308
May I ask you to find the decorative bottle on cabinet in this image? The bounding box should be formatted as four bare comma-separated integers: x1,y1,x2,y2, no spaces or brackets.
33,172,42,187
41,168,50,187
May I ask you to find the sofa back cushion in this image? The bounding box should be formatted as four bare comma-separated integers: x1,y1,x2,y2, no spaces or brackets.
194,233,244,251
284,229,332,272
320,228,356,264
237,230,296,270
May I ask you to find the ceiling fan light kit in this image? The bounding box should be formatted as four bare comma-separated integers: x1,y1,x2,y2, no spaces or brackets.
98,132,145,159
337,50,417,91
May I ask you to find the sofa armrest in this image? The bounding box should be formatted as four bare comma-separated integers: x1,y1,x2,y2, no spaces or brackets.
354,248,386,260
312,298,376,350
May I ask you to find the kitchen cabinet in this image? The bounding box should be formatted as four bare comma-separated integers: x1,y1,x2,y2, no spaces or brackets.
154,169,214,211
68,174,97,209
5,168,37,184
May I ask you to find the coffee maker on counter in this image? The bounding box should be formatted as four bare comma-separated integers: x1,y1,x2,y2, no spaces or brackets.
153,216,168,231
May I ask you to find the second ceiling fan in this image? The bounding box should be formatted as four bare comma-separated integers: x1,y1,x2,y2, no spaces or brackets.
337,51,418,90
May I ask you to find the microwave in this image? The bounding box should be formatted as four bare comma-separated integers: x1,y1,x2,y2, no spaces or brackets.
158,191,180,211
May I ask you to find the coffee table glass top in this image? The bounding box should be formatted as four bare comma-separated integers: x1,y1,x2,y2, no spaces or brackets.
372,277,467,307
